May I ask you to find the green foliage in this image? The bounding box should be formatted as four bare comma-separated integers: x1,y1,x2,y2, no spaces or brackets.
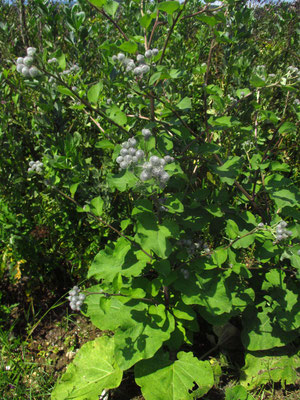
51,336,122,400
135,351,214,400
1,0,299,399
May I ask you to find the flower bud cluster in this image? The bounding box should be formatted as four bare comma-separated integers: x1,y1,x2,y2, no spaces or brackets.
203,243,211,255
67,286,86,311
28,160,43,173
140,155,172,185
116,138,145,169
112,48,158,78
142,128,152,140
145,48,159,58
16,47,40,78
178,238,208,257
178,239,197,256
274,221,292,242
158,197,168,212
48,57,58,64
61,64,80,76
116,134,174,185
180,268,190,280
287,66,299,76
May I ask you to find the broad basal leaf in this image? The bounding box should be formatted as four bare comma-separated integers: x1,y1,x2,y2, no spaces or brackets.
51,336,122,400
88,237,148,281
85,286,149,331
240,351,300,390
241,302,299,351
135,350,214,400
114,304,175,370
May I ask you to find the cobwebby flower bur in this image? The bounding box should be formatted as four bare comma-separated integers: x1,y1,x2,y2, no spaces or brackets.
67,286,86,311
116,131,174,186
112,48,158,78
28,160,43,174
16,47,40,78
274,220,292,243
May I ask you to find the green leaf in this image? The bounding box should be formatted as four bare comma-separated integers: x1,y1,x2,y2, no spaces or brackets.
270,188,299,209
132,204,178,258
232,233,256,249
56,86,74,97
114,304,175,370
107,170,138,192
51,336,122,400
240,352,300,390
241,303,299,351
250,74,267,87
197,15,219,27
135,351,214,400
103,0,119,17
88,0,107,8
119,41,138,54
95,139,114,150
140,14,153,29
164,195,184,214
225,385,255,400
177,97,191,110
213,116,233,127
211,156,242,185
149,71,162,86
250,154,262,170
278,122,297,134
54,50,66,71
205,204,224,217
178,272,233,316
226,220,240,239
87,81,102,104
212,247,228,266
88,237,148,282
106,105,127,125
85,286,148,330
206,84,223,95
270,161,290,172
262,270,300,332
69,183,79,198
176,270,254,325
157,1,180,14
90,196,104,216
198,143,221,154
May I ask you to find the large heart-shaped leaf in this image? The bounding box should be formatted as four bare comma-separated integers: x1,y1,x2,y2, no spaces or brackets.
51,336,122,400
114,304,175,370
135,350,214,400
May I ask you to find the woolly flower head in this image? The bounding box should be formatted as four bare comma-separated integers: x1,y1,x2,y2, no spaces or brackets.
115,135,174,187
67,286,86,311
145,48,159,58
142,128,152,140
274,221,292,243
26,47,37,57
28,160,43,174
16,49,40,78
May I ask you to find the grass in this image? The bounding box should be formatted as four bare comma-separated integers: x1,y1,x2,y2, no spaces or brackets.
0,324,56,399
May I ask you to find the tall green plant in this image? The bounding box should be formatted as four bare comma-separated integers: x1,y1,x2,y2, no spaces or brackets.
1,0,299,399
